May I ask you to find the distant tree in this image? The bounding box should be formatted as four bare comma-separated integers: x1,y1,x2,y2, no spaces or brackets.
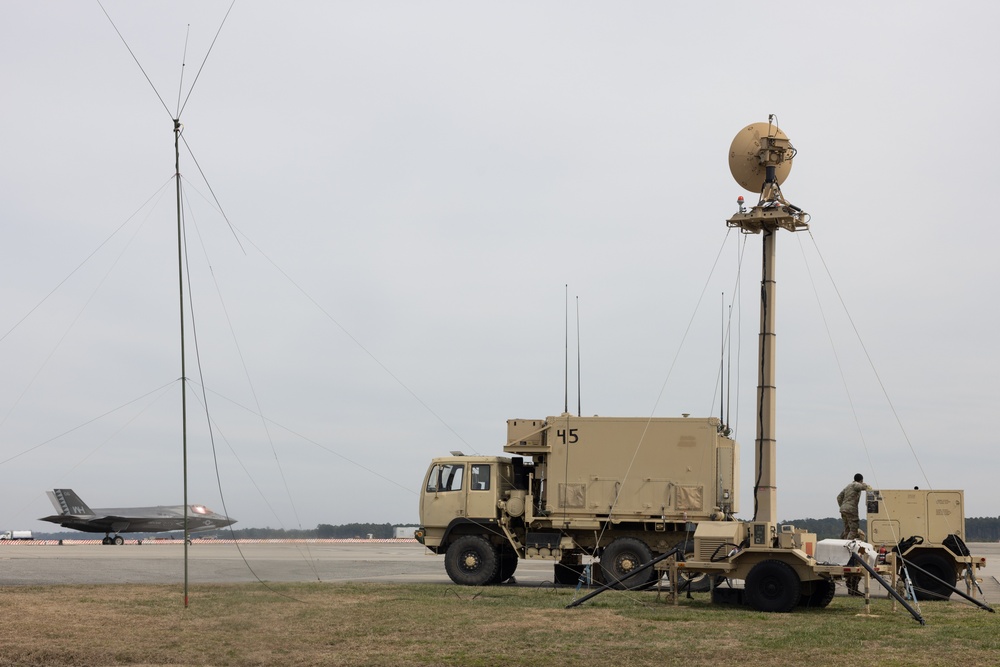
967,517,1000,542
780,517,864,540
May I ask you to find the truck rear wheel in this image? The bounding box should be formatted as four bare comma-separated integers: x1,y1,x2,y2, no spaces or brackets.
744,559,800,613
555,561,586,586
600,538,656,590
445,535,500,586
908,552,956,600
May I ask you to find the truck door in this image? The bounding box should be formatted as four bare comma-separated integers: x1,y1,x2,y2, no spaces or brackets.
465,463,497,520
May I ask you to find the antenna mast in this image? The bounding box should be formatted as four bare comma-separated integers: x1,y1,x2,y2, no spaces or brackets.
173,117,191,608
725,117,809,524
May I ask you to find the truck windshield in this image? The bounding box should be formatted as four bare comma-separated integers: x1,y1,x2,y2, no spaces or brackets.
427,463,464,492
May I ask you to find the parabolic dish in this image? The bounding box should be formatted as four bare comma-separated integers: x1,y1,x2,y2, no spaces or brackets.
728,122,793,193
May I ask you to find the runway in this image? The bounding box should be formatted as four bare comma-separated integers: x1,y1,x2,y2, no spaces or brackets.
2,540,998,601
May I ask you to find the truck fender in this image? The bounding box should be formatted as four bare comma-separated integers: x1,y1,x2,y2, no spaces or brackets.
440,518,504,549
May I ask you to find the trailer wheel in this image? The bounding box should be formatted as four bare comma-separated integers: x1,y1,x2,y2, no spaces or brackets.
600,538,656,590
908,552,956,600
674,539,713,593
744,559,800,613
798,578,836,608
444,535,499,586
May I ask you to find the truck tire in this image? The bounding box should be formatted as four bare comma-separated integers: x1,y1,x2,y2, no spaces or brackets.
493,548,518,584
744,559,800,613
798,578,836,608
908,552,956,600
554,562,586,586
600,538,656,590
445,535,500,586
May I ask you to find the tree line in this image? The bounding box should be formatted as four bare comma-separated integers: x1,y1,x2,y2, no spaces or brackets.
226,517,1000,541
224,523,411,539
781,516,1000,542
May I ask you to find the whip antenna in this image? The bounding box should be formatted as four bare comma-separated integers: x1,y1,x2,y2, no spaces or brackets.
576,295,582,417
564,284,569,415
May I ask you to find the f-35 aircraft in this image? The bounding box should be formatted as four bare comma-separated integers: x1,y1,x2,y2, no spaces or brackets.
39,488,236,544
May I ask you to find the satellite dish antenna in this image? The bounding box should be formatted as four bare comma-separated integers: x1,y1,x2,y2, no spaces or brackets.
728,122,794,193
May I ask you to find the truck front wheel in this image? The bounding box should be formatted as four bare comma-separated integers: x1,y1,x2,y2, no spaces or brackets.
745,559,800,613
445,535,500,586
493,547,518,584
600,538,656,590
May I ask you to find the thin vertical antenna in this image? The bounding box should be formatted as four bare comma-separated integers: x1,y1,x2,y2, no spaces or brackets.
576,296,581,417
726,304,733,429
174,117,190,608
175,25,191,118
720,292,725,427
564,284,569,415
176,38,191,611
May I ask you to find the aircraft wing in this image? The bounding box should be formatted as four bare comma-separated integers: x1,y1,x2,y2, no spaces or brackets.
38,514,132,533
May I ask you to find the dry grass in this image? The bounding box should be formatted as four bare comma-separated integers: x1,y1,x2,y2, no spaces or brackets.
0,582,996,666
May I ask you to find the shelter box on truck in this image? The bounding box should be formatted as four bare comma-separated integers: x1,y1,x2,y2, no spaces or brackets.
504,415,738,522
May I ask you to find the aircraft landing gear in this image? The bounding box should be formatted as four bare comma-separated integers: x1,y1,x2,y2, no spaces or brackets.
102,534,125,545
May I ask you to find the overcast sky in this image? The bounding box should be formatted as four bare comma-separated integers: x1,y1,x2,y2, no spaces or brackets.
2,1,998,535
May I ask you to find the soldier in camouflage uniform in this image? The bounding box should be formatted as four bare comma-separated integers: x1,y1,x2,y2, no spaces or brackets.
837,473,872,540
838,473,872,596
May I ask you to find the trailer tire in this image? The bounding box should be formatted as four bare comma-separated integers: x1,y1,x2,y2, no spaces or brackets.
909,552,956,600
745,559,800,613
798,578,836,608
674,539,713,593
600,538,656,590
445,535,499,586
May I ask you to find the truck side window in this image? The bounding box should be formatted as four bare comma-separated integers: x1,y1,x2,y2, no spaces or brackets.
470,464,491,491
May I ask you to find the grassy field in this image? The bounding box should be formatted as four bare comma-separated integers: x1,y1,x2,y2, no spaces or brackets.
0,582,996,666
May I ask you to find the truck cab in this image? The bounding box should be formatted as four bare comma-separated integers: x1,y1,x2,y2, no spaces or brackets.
417,455,515,554
417,455,522,586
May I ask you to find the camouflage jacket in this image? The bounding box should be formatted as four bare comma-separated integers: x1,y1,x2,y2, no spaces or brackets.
837,481,871,514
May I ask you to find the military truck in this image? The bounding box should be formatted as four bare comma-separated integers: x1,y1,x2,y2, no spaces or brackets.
417,414,738,588
867,488,986,600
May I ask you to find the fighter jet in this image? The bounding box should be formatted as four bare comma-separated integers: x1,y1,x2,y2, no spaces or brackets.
39,488,236,544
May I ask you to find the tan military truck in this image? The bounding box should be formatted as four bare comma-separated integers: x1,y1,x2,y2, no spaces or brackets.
866,488,986,600
416,414,738,588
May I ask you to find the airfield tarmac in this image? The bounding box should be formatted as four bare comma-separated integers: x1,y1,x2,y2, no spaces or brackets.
2,540,999,600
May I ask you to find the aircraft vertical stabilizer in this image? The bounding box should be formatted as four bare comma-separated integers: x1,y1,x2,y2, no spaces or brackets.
48,489,95,516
